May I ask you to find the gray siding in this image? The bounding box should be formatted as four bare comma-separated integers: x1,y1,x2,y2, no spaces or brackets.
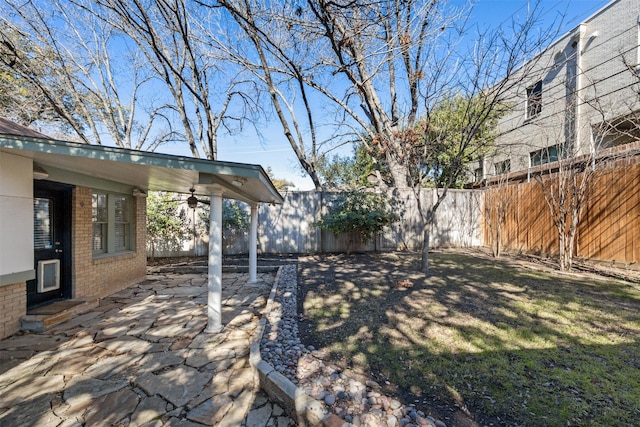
480,0,640,178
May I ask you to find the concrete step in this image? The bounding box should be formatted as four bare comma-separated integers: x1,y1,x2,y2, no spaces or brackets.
21,298,100,332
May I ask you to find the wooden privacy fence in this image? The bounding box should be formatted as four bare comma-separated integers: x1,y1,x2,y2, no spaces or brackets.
484,161,640,264
148,160,636,263
148,189,484,257
254,189,483,254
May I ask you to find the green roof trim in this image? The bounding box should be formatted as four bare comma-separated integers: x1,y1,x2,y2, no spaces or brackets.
0,132,284,205
0,134,264,176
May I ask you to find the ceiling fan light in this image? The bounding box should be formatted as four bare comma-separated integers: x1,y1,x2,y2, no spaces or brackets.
187,196,198,209
187,188,198,209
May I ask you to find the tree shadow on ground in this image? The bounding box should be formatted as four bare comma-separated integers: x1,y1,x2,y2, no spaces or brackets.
0,269,282,426
296,251,640,426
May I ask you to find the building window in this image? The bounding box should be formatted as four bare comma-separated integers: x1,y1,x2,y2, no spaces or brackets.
474,167,483,182
526,80,542,119
92,191,133,255
34,198,53,250
494,159,511,175
92,192,108,253
593,118,640,150
530,145,559,167
114,196,130,251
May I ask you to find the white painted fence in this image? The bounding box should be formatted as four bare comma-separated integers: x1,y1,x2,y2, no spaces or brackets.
148,189,484,257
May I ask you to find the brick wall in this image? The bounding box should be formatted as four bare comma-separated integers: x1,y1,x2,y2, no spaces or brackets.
72,187,147,299
0,186,146,340
0,282,26,339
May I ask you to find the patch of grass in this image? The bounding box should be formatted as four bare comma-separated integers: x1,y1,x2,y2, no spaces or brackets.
297,251,640,426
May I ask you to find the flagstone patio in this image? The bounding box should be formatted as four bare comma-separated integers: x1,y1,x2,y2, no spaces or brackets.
0,267,295,426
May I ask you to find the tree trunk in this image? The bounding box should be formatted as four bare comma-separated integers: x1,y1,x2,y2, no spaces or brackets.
421,223,430,272
566,237,574,270
417,193,436,273
385,145,409,189
566,223,578,271
346,234,353,255
558,232,567,271
495,225,502,257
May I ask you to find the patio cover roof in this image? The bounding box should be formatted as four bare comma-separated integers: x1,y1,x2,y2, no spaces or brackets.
0,118,283,205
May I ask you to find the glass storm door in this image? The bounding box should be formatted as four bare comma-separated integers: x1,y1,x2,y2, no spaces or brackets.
27,183,72,308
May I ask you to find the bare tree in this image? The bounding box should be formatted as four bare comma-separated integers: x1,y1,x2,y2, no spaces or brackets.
84,0,259,159
398,5,563,271
481,170,516,258
0,0,179,149
404,92,507,270
209,0,564,270
530,137,599,271
204,0,470,190
0,64,59,126
1,0,256,158
532,98,640,270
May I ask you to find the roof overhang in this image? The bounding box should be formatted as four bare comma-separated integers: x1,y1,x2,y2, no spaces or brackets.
0,134,284,205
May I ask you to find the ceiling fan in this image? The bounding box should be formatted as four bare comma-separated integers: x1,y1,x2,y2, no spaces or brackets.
187,188,210,209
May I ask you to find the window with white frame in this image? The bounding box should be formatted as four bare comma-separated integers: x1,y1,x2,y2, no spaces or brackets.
530,145,559,167
114,196,130,251
494,159,511,175
474,166,483,182
92,191,133,255
92,192,108,253
526,80,542,119
593,118,640,150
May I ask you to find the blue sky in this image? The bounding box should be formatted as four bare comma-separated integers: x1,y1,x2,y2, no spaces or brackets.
161,0,610,190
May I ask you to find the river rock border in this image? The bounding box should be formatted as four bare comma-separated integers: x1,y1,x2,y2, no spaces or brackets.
250,264,447,427
249,265,327,426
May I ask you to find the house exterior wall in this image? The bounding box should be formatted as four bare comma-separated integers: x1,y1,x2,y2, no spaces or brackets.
0,282,26,340
580,0,640,117
578,0,640,143
0,152,33,339
72,186,147,299
0,181,147,340
0,152,34,282
482,0,640,177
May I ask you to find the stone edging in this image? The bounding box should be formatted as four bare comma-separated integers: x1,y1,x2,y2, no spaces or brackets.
249,265,331,427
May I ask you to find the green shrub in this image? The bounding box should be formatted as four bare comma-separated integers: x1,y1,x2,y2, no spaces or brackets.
316,191,398,246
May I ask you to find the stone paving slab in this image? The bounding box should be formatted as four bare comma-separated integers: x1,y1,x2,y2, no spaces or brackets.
0,268,295,426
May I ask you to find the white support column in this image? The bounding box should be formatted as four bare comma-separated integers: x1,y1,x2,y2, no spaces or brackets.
205,188,224,334
249,203,258,283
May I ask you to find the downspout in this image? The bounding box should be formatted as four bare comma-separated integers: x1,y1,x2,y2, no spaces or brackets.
575,24,587,155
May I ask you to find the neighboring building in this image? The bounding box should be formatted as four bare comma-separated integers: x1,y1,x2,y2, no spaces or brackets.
0,118,282,339
477,0,640,179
